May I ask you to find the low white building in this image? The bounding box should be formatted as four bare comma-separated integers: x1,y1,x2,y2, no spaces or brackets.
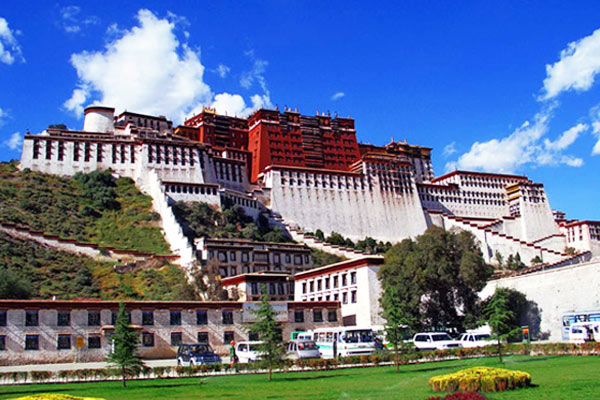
294,256,384,327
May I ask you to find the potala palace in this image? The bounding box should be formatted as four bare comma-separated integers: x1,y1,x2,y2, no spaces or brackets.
20,106,599,270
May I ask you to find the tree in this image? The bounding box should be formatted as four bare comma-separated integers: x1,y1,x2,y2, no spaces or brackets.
380,285,413,371
249,285,284,381
564,246,577,256
482,288,522,362
530,255,543,266
193,259,228,300
378,226,493,332
0,268,32,299
107,302,145,388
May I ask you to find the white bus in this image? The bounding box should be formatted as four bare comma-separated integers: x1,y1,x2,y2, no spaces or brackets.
310,326,376,358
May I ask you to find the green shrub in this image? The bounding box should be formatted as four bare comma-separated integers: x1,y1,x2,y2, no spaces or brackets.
429,367,531,393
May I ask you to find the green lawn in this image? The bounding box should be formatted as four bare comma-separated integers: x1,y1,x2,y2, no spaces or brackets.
0,356,598,400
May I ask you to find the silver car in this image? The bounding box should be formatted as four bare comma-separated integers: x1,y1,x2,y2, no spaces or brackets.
286,339,321,360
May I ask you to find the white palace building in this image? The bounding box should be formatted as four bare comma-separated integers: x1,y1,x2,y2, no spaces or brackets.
19,106,600,272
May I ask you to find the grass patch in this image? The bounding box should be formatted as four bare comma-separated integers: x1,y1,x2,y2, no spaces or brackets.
0,162,169,254
0,356,598,399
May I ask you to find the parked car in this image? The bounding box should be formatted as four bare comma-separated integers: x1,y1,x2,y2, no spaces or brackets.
236,341,265,363
456,332,493,348
286,339,321,360
569,321,600,344
176,344,222,366
412,332,462,351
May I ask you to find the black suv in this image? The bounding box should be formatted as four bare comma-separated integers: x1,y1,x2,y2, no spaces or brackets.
176,344,222,366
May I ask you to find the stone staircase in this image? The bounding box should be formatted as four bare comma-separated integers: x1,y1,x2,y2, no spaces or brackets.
441,213,567,265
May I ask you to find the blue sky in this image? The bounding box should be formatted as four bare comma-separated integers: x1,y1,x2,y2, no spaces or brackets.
1,1,600,220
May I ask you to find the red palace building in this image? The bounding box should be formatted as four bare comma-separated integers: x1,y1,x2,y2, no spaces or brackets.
178,107,432,184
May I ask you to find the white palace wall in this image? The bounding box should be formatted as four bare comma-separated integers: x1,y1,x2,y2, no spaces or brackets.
265,169,428,243
480,260,600,341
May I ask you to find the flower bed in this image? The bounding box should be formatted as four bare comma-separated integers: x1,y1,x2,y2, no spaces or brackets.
9,394,105,400
429,367,531,393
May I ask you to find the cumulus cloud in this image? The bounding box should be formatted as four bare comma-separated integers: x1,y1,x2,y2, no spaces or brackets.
541,28,600,100
331,92,345,101
2,132,22,151
445,106,584,173
0,17,24,64
443,142,456,157
60,5,99,34
64,10,271,123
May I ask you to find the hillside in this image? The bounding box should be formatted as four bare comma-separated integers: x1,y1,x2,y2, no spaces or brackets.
172,200,344,267
0,231,195,300
0,162,170,254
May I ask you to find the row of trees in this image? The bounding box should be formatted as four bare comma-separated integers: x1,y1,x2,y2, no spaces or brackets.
380,226,534,369
307,229,393,254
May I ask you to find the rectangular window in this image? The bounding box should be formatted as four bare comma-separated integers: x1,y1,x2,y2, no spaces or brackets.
73,142,80,161
142,332,154,347
88,311,101,326
33,140,40,159
230,252,236,262
84,142,91,162
57,311,70,327
45,140,52,160
269,283,276,295
242,253,249,262
111,144,117,163
222,310,233,325
111,311,130,325
343,292,348,304
88,335,101,349
342,274,347,286
317,279,322,291
294,310,304,323
170,332,182,346
0,335,5,351
251,282,259,295
25,335,39,350
309,281,314,292
324,278,330,289
97,143,103,162
197,332,209,344
294,255,303,265
313,309,323,323
196,311,208,325
333,276,338,288
351,290,357,303
305,255,310,264
142,311,154,326
302,282,307,294
130,145,135,163
25,311,39,327
223,331,234,344
350,272,357,285
170,311,182,326
328,309,338,322
57,141,64,161
285,254,291,264
0,311,6,326
57,334,71,350
120,144,126,163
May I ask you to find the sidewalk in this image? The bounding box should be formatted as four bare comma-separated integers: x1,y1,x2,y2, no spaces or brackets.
0,359,178,373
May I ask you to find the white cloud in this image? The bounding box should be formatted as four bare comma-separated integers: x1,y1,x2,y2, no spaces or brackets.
240,50,270,94
60,6,100,34
543,123,587,151
0,17,24,64
2,132,22,151
443,142,456,157
331,92,345,101
65,10,271,123
542,28,600,100
0,107,6,125
590,105,600,155
215,64,230,78
446,106,584,173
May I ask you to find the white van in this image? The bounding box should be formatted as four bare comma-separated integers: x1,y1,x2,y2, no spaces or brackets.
236,341,265,363
412,332,462,351
569,322,600,344
457,332,493,348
